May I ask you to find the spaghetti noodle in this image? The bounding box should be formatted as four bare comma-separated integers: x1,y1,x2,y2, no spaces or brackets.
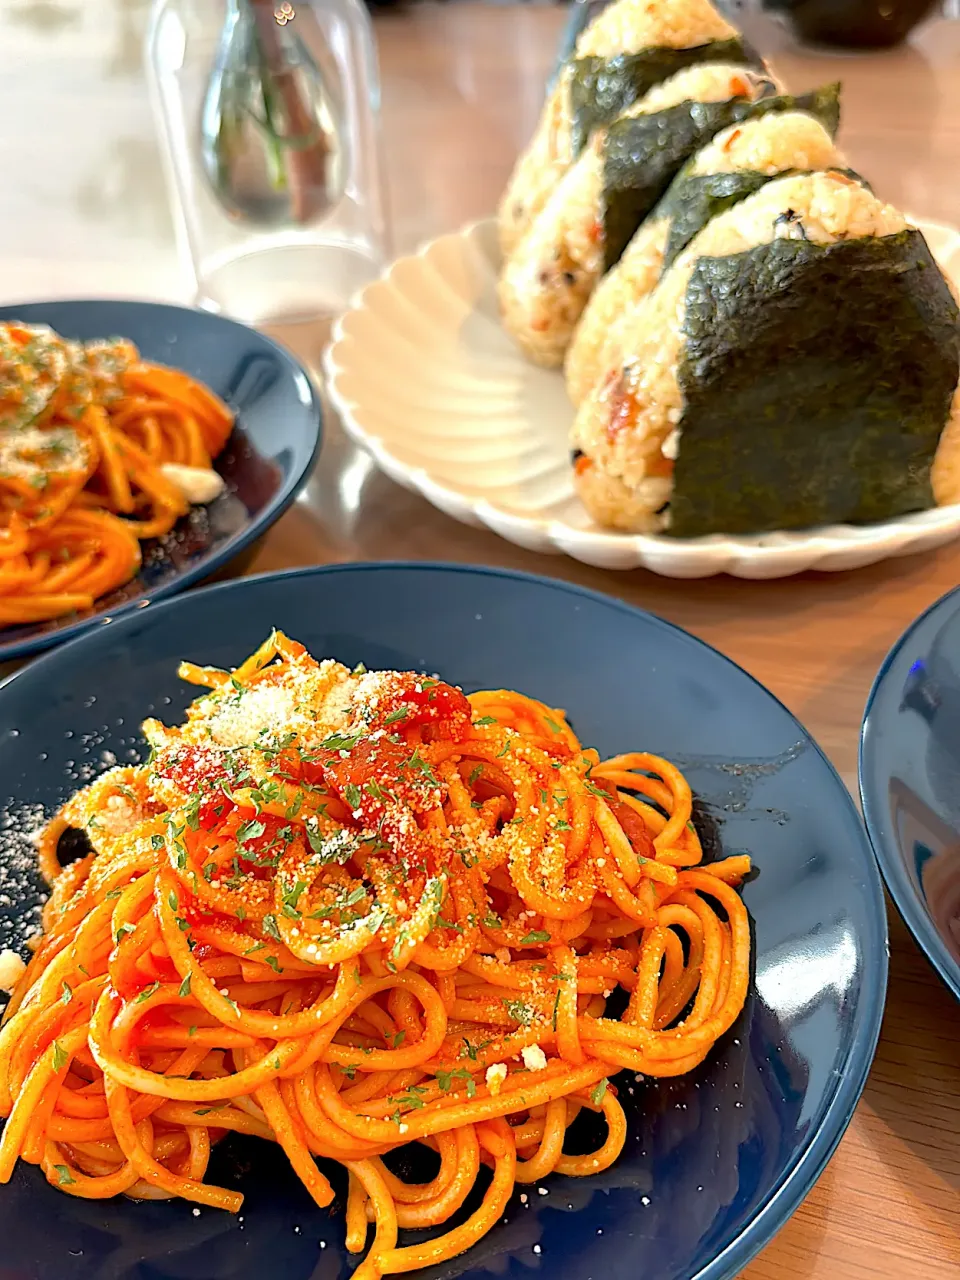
0,322,234,626
0,633,752,1277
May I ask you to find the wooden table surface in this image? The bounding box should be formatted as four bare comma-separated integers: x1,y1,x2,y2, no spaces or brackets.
4,1,960,1276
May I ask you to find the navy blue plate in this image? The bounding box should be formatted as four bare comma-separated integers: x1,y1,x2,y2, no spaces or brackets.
860,584,960,1001
0,564,887,1280
0,299,322,663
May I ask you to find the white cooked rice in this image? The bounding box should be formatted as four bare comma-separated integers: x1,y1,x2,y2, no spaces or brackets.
566,110,841,405
691,109,841,175
577,0,737,55
629,59,768,114
499,64,772,367
497,74,576,259
571,171,907,532
565,217,670,406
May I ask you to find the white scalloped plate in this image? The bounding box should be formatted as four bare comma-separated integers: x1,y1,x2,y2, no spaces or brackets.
325,216,960,578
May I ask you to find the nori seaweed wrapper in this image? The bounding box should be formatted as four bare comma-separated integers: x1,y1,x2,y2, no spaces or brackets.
569,36,763,157
661,170,771,271
660,165,868,271
655,84,843,270
667,230,960,537
601,84,839,272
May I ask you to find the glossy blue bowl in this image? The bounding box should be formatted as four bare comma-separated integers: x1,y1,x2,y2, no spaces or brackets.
860,584,960,1001
0,299,322,663
0,564,888,1280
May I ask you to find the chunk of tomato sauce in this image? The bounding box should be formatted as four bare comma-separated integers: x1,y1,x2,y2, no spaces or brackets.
155,745,232,794
153,748,293,871
153,746,239,829
119,935,216,1002
591,777,655,860
303,738,440,871
369,676,472,742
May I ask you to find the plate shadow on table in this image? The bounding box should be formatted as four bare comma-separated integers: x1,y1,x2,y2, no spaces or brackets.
860,905,960,1212
740,896,960,1279
851,583,960,1261
279,403,959,605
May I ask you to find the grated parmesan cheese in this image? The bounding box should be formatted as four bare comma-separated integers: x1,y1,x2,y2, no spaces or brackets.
0,425,88,484
0,949,26,993
160,464,225,506
521,1044,548,1072
190,658,356,751
98,792,140,837
199,684,299,750
485,1063,507,1096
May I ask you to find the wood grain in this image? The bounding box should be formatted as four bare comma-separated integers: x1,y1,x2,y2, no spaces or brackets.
2,1,960,1274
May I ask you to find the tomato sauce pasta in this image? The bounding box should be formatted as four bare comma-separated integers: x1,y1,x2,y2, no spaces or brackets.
0,633,751,1277
0,322,234,626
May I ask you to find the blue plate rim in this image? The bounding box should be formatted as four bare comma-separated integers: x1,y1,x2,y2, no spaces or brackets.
0,298,323,665
0,560,890,1280
859,582,960,1002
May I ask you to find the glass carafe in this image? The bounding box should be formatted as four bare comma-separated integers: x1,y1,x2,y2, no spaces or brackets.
146,0,389,326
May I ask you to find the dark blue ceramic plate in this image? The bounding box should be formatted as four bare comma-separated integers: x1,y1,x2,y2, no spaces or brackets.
0,299,322,663
0,564,887,1280
860,584,960,1001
